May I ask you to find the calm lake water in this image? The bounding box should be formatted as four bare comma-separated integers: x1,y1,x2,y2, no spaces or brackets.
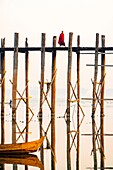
0,88,113,170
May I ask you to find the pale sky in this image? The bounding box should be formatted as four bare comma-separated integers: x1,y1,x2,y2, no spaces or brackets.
1,0,113,45
1,0,113,91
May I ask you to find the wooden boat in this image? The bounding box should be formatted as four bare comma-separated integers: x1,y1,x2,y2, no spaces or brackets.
0,154,44,169
0,136,45,154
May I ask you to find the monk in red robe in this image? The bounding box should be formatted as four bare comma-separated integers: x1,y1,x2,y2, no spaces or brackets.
58,31,66,46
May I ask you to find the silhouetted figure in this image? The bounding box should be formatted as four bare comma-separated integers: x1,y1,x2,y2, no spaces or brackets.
58,31,65,46
9,100,12,108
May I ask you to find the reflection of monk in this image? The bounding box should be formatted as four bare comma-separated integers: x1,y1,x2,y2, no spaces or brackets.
58,31,65,46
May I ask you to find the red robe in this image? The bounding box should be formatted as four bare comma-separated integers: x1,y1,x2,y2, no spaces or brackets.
58,33,65,46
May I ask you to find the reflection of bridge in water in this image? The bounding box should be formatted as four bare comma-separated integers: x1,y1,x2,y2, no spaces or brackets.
0,32,113,170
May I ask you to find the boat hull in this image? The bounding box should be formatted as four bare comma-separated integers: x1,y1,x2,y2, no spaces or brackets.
0,136,45,154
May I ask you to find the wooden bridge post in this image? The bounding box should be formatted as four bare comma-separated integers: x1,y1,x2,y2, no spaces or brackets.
67,32,73,170
12,33,19,143
51,36,57,170
92,33,99,170
39,33,46,163
25,38,29,142
76,35,80,170
1,38,5,144
100,35,105,169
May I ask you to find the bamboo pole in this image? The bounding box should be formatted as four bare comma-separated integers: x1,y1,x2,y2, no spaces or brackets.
76,35,80,170
92,33,99,170
39,33,46,163
100,35,105,169
12,33,19,143
1,38,5,145
0,37,5,167
67,32,73,170
25,38,29,142
25,166,28,170
12,33,18,170
51,36,56,170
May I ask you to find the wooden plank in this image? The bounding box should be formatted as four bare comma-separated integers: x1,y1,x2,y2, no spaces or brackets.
67,32,73,170
51,36,56,170
92,33,99,169
76,35,80,170
0,46,113,53
0,47,95,52
25,37,29,143
81,98,113,101
86,64,113,67
81,133,113,136
1,38,5,144
12,33,19,143
39,33,45,164
100,35,105,168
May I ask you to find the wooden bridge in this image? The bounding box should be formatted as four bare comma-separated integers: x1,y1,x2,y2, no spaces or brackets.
0,32,112,170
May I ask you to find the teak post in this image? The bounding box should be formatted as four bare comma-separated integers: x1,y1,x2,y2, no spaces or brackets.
12,33,19,143
100,35,105,169
39,33,46,163
92,33,99,170
25,38,29,142
67,32,73,170
1,38,5,144
76,35,80,170
51,36,57,170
